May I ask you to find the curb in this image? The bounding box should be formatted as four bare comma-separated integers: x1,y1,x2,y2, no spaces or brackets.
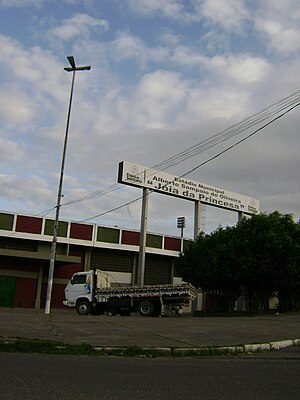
1,338,299,357
139,338,300,357
94,338,300,357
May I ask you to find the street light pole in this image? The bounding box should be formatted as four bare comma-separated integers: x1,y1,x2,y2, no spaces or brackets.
45,56,91,315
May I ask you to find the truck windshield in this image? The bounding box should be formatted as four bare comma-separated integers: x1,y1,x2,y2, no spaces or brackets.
71,275,87,285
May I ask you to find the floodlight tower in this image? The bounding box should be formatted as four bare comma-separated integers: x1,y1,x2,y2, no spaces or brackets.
177,216,186,238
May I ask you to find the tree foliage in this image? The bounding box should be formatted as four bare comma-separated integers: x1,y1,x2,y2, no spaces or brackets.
176,211,300,313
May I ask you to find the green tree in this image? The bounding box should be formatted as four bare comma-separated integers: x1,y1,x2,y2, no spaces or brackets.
236,212,300,312
177,226,243,312
268,213,300,311
177,211,300,313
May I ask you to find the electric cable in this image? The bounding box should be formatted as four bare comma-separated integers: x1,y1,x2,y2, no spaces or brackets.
67,89,300,210
79,99,300,222
34,90,300,222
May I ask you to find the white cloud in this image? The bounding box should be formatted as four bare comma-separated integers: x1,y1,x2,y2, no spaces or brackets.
209,55,271,84
0,0,42,7
127,0,186,20
160,32,182,46
111,32,270,88
170,45,271,85
0,138,26,163
92,70,190,132
256,21,300,55
0,174,53,207
0,35,66,102
254,0,300,55
0,0,93,8
112,32,145,61
112,32,168,68
0,88,36,125
0,36,72,158
181,87,251,124
129,70,189,129
171,45,206,66
193,0,249,30
126,0,250,29
48,13,109,42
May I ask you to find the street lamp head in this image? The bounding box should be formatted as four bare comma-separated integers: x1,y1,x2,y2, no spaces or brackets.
67,56,76,69
64,56,91,72
64,66,91,72
75,65,91,71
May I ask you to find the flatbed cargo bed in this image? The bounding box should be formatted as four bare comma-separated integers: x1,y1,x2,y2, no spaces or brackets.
95,283,197,300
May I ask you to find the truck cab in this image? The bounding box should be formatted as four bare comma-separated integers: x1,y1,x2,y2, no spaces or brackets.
63,270,94,314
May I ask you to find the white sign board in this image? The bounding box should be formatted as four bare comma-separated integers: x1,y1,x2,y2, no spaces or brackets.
118,161,259,215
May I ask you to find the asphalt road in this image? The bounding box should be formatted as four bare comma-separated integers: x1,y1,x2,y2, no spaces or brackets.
1,348,299,400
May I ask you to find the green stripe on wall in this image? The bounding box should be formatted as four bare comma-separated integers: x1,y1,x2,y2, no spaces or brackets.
0,275,16,307
97,227,120,244
44,219,68,237
183,239,193,252
146,234,162,249
0,213,14,231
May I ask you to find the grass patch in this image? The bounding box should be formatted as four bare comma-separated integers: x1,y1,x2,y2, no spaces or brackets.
1,340,277,358
0,340,168,357
95,346,169,357
0,339,98,356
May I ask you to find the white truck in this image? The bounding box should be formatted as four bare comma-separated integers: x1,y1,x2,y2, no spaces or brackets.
63,269,196,317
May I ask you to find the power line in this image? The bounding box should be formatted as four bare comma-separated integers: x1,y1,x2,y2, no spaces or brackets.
79,97,300,222
35,90,300,222
180,100,300,177
71,89,300,209
151,90,300,172
61,183,121,207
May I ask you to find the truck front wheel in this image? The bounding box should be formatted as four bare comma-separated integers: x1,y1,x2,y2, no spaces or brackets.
76,300,91,315
138,300,155,317
106,308,116,316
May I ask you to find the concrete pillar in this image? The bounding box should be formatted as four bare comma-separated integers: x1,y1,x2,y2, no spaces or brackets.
137,188,149,286
84,248,92,271
194,201,201,240
132,254,138,285
34,262,44,309
238,211,244,222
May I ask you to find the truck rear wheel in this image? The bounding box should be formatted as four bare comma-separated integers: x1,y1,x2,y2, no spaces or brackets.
76,300,91,315
138,300,155,317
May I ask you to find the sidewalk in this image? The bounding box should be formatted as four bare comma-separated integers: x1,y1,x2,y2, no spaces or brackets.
0,307,299,353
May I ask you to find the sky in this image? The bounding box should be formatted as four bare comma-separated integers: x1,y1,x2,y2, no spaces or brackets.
1,0,300,239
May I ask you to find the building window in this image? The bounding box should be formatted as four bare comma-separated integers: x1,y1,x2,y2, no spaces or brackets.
90,249,133,273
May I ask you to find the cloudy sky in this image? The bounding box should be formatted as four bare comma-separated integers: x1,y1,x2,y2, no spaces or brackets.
1,0,300,238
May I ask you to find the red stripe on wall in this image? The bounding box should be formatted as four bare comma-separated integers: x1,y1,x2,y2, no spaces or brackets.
164,237,181,251
70,223,93,240
16,215,43,234
121,230,140,246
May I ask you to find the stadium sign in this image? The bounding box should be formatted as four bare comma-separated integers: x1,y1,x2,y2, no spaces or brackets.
118,161,259,215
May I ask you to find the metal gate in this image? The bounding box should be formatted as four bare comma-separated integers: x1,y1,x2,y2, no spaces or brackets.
0,275,16,307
